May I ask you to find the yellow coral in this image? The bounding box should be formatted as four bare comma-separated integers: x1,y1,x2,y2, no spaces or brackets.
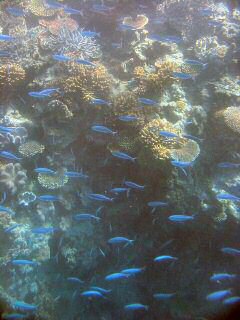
222,107,240,134
19,141,45,158
26,0,56,17
0,63,25,92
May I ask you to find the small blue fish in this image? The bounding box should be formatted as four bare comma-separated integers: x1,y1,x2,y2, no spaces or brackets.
0,205,15,215
216,193,240,201
39,88,60,95
90,286,111,293
210,273,237,282
223,296,240,305
92,4,114,12
118,115,139,122
6,7,25,17
138,97,158,105
184,59,208,68
90,98,111,106
65,171,88,179
4,224,22,233
2,313,27,319
124,181,144,190
121,267,144,275
110,187,129,194
12,301,37,312
206,289,232,302
0,151,22,161
81,290,103,298
154,255,178,263
73,213,100,222
44,0,64,9
173,72,194,80
217,162,240,168
28,92,49,99
153,293,176,300
32,227,57,234
67,277,84,284
11,260,38,266
87,193,114,202
124,303,148,311
168,215,194,222
34,168,56,175
147,201,168,208
75,59,96,67
63,7,83,15
105,273,129,281
108,237,134,245
38,195,60,202
82,31,100,38
159,131,179,138
91,125,117,135
52,54,71,62
0,126,15,133
111,151,136,162
171,160,193,176
221,247,240,257
0,50,11,57
182,134,204,142
208,20,224,27
119,24,137,31
0,34,15,41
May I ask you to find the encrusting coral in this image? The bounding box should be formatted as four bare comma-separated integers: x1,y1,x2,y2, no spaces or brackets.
0,63,26,95
0,163,27,195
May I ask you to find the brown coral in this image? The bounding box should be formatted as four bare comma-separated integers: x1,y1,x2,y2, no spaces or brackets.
27,0,56,17
218,107,240,134
39,17,78,35
170,139,200,162
0,63,26,94
122,14,148,29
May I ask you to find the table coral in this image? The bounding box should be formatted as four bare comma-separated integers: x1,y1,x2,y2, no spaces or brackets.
0,163,27,195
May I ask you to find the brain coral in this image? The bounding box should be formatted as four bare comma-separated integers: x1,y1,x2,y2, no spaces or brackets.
0,163,27,195
221,107,240,134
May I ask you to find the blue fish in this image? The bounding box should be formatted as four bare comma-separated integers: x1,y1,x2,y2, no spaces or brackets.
91,125,117,135
52,54,71,62
173,72,194,80
81,290,103,298
208,20,224,27
110,187,129,194
182,134,204,142
216,193,240,201
159,131,179,138
90,286,111,293
92,4,114,12
217,162,240,168
184,59,208,68
63,7,83,15
0,205,15,215
28,92,49,99
154,255,178,263
108,237,134,245
0,34,15,41
118,115,139,122
223,296,240,305
65,171,88,179
87,193,114,202
147,201,168,208
148,34,182,43
32,227,57,234
67,277,84,284
138,97,158,105
6,7,25,17
11,259,38,266
0,50,11,57
111,151,136,162
90,98,111,106
153,293,176,300
38,195,60,202
119,24,137,31
75,59,96,67
82,31,100,38
206,289,232,302
34,168,56,175
44,1,64,9
0,126,15,133
0,151,22,161
210,273,237,282
105,273,129,281
221,247,240,257
124,181,144,190
168,215,194,222
124,303,148,311
4,224,22,233
39,88,60,95
73,213,100,222
2,313,27,319
171,160,193,176
12,301,37,312
121,267,144,275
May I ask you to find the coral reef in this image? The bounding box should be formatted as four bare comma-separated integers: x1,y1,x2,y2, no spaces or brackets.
212,76,240,97
38,170,68,190
18,141,45,158
26,0,56,17
170,139,200,162
194,36,229,60
0,163,27,195
122,14,149,29
216,107,240,135
0,64,26,96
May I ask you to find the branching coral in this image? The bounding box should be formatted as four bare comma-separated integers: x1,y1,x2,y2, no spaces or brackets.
0,163,27,195
0,63,26,94
62,63,111,103
19,141,45,158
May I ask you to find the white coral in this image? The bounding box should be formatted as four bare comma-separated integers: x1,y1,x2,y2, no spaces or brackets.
0,163,27,195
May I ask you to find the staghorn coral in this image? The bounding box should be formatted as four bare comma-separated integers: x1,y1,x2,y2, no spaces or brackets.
0,163,27,195
62,63,111,103
19,141,45,158
38,170,68,190
170,139,200,162
0,63,26,94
